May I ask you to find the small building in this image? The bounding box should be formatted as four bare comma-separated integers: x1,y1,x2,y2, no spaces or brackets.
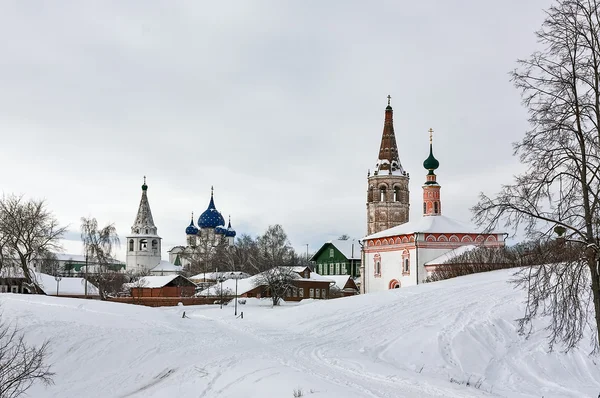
125,275,197,298
327,275,359,297
311,240,361,278
0,267,29,293
34,253,125,276
36,272,100,298
198,266,333,301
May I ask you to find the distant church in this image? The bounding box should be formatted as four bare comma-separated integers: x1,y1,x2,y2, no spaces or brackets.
125,179,236,275
362,97,505,293
168,187,236,269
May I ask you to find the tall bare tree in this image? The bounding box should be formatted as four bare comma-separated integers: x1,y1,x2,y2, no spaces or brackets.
473,0,600,350
0,195,66,294
80,217,120,300
252,266,297,306
255,225,294,272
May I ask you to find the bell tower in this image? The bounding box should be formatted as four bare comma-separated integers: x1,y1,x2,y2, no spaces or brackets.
422,128,441,216
366,96,410,235
125,177,162,274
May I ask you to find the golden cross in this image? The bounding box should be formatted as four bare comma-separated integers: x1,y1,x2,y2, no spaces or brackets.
428,128,433,144
387,95,391,106
143,175,146,184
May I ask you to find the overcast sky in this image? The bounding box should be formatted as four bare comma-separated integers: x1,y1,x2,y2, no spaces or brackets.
0,1,552,261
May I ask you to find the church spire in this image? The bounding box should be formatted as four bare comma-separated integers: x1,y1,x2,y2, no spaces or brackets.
132,176,157,233
375,95,405,175
422,129,441,216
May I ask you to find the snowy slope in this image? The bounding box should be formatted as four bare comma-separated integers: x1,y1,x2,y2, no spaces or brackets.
2,269,600,398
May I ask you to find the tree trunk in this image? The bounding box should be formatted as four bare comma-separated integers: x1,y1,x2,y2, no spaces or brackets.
589,256,600,348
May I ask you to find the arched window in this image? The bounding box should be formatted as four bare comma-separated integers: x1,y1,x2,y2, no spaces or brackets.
145,229,149,234
129,239,134,252
375,261,381,275
139,239,148,251
380,187,387,202
404,258,409,273
394,187,401,202
434,202,439,214
152,239,158,250
423,202,427,214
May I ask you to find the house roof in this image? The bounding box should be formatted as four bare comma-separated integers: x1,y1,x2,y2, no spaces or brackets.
150,260,182,273
35,272,99,296
311,240,361,261
124,275,195,289
189,271,250,281
326,275,357,291
363,215,504,240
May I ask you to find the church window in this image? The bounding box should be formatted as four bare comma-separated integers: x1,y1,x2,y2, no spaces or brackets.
394,187,401,202
128,239,134,252
375,261,381,275
329,248,334,258
380,187,387,202
145,229,148,234
403,258,409,273
152,239,158,250
135,229,139,234
423,202,427,214
434,202,439,213
139,239,148,251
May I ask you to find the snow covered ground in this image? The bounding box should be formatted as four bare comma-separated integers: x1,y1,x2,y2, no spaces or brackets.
2,269,600,397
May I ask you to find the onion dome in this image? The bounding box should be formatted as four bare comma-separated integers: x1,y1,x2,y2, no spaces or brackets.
215,226,227,235
423,128,439,171
198,187,225,229
225,216,237,238
185,212,199,235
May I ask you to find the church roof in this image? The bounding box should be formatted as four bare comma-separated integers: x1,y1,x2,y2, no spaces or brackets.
374,96,406,176
132,176,156,231
198,188,225,229
363,215,503,240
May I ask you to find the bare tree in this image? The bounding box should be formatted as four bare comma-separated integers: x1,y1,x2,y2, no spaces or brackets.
253,266,297,306
0,195,66,294
80,217,120,300
0,316,54,398
255,225,294,273
427,246,516,282
473,0,600,350
180,232,228,277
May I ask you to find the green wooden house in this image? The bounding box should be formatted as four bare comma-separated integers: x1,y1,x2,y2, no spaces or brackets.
310,240,361,278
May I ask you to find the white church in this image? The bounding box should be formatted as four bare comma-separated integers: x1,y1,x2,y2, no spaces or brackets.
361,99,506,293
125,178,236,275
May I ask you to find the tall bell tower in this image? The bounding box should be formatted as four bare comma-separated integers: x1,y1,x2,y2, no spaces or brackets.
125,177,162,274
366,96,410,235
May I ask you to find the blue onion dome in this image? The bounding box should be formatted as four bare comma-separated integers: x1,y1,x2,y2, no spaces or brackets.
198,188,225,229
185,212,199,235
225,216,236,238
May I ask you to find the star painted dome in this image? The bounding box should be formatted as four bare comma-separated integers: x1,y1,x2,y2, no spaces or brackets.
225,217,236,238
185,213,199,235
198,193,225,229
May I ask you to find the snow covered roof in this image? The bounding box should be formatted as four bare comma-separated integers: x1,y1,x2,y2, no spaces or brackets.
330,240,360,260
363,215,504,240
424,245,478,266
198,274,261,297
326,275,357,291
189,271,250,281
35,272,99,296
123,275,195,289
150,260,182,273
